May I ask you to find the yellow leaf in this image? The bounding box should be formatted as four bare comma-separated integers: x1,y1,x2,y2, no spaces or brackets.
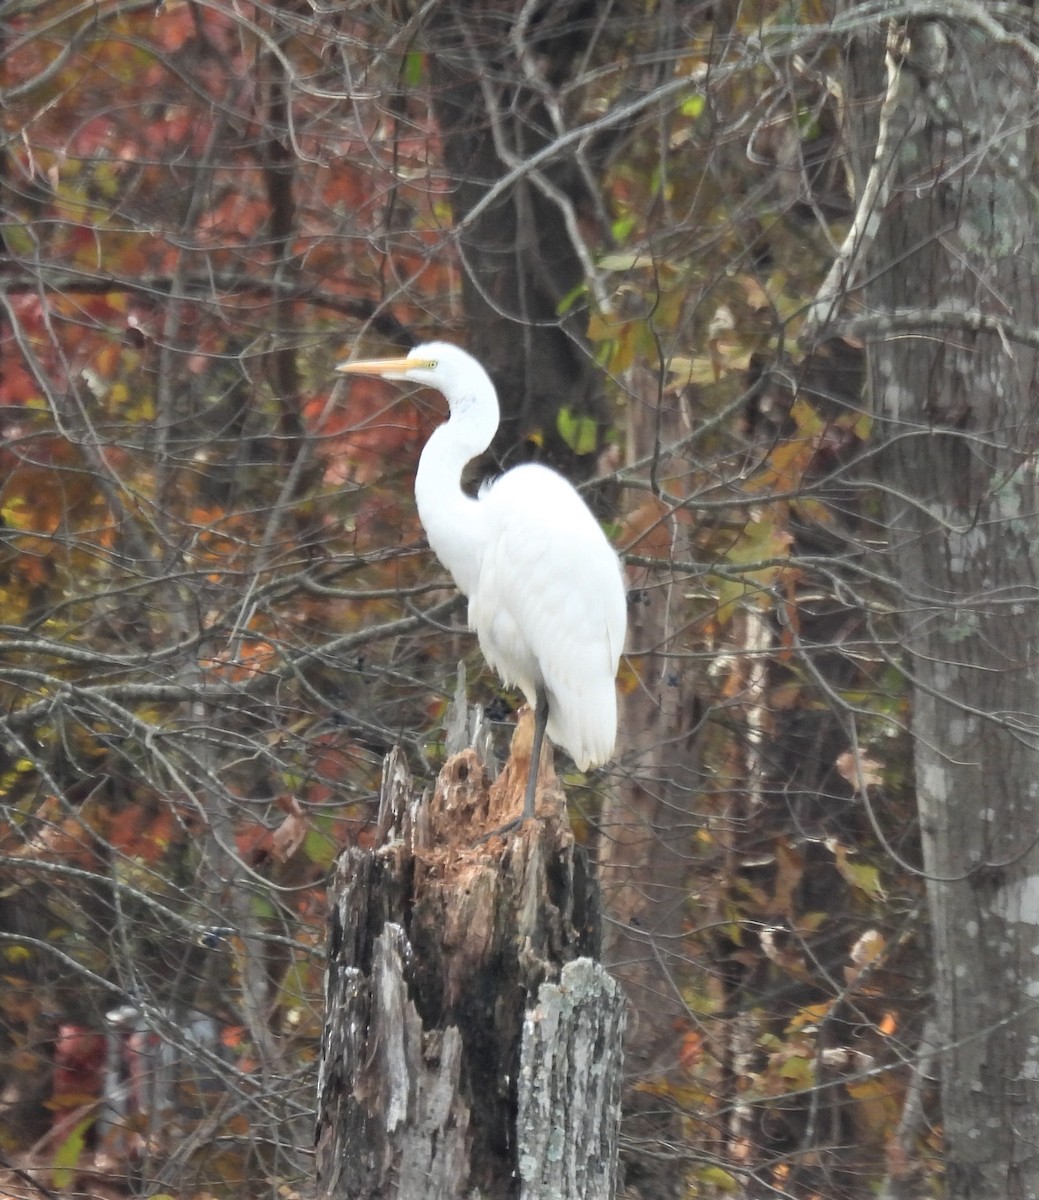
846,1076,900,1138
789,396,824,436
695,1165,741,1193
785,1003,831,1033
710,516,793,625
830,840,886,900
666,354,719,388
598,252,655,271
778,1053,815,1088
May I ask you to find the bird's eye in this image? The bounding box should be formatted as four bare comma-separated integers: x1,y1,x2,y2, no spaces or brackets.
428,360,437,369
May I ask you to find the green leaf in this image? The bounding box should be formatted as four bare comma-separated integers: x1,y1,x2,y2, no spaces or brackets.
610,213,636,244
556,279,589,316
404,51,425,88
303,827,338,870
556,406,599,456
50,1113,94,1189
680,92,705,119
250,895,276,921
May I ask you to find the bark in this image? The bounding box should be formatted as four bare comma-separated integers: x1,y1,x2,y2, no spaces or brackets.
843,14,1039,1198
315,713,625,1199
417,0,611,476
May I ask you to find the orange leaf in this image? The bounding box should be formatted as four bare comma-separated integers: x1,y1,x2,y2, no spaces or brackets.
772,837,804,919
679,1029,704,1070
835,749,883,790
271,796,307,863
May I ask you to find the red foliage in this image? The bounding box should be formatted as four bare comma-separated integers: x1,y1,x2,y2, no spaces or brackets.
52,1024,105,1112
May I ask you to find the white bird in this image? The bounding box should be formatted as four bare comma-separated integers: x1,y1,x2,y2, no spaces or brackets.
336,341,627,822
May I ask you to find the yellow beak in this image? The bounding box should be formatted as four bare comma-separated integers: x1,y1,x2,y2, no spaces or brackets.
335,355,419,376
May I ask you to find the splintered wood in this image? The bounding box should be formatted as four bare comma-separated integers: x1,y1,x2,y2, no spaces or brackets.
316,709,625,1200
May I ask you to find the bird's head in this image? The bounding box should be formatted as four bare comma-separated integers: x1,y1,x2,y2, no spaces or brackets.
335,341,481,392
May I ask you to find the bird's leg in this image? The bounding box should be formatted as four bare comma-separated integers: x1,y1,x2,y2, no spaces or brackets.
477,688,550,844
524,685,550,820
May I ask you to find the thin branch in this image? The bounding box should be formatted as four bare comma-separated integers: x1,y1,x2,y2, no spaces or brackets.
801,25,906,342
0,595,465,730
0,263,407,331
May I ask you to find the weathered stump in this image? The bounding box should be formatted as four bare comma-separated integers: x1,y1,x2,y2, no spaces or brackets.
315,709,625,1199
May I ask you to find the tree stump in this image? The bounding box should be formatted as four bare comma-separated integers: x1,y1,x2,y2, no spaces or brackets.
315,707,626,1199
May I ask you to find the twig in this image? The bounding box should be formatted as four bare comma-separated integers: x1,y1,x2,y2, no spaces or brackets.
801,25,908,343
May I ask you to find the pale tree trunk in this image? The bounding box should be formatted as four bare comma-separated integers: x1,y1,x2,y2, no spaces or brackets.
597,364,703,1199
842,13,1039,1197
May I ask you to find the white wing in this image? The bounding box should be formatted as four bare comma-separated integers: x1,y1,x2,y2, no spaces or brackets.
469,464,626,769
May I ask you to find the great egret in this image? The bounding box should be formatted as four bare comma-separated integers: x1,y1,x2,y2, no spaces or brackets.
336,342,627,823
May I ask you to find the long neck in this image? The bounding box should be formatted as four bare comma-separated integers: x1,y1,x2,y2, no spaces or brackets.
414,388,498,599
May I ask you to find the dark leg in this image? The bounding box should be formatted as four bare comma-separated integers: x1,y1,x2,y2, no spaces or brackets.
524,685,550,820
477,688,550,843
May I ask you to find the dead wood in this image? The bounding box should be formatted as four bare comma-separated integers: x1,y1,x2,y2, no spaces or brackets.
316,708,625,1199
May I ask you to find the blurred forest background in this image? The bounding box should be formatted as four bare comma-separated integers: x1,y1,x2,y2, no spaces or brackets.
3,1,1038,1198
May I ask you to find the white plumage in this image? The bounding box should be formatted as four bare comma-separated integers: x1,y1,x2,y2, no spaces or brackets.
337,341,626,818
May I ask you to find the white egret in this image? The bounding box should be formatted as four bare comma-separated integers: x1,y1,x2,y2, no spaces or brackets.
336,342,626,823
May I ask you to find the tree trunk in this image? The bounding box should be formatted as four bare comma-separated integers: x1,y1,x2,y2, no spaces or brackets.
418,0,612,475
597,363,703,1199
315,711,625,1199
845,14,1039,1197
